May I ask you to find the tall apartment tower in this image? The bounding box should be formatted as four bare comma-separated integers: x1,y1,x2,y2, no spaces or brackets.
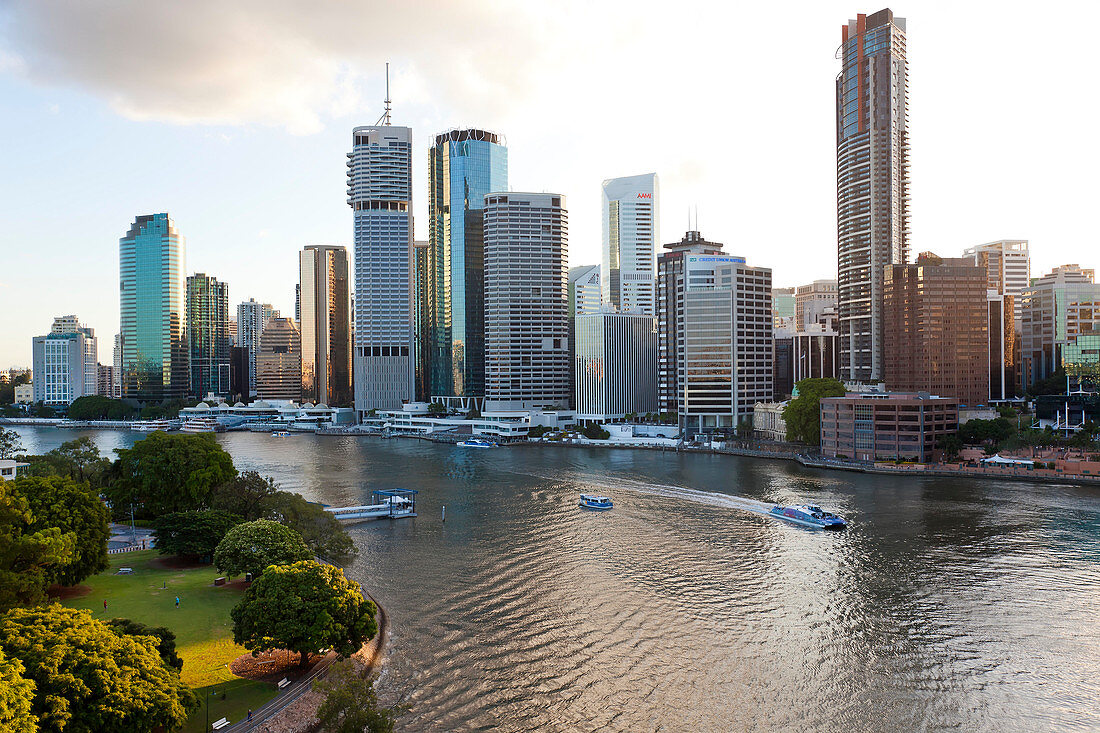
348,123,415,415
237,299,277,397
299,245,352,406
483,193,570,411
837,9,910,383
601,173,659,315
119,213,189,402
186,274,231,398
427,128,508,398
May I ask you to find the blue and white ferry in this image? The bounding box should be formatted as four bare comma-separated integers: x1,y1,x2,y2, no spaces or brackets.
768,504,846,529
579,494,613,511
457,438,497,448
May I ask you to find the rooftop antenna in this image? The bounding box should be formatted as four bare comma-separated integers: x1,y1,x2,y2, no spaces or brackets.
375,62,392,126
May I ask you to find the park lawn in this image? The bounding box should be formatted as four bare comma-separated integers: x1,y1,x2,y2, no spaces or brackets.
61,550,277,731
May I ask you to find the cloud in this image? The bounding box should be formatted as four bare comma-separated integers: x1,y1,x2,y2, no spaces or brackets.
0,0,556,134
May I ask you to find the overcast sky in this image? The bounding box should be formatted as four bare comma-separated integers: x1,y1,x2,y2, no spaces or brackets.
2,0,1099,367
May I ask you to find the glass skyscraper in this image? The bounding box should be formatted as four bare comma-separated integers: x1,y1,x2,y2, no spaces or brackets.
601,173,659,316
427,128,508,398
119,213,189,402
836,8,910,383
299,245,352,406
186,273,231,398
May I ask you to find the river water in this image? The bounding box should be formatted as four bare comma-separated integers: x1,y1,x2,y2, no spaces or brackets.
11,426,1100,732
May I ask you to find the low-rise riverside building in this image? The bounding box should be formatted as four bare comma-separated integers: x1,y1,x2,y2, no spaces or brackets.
366,402,577,441
820,392,959,463
0,460,30,481
178,398,355,429
753,402,789,441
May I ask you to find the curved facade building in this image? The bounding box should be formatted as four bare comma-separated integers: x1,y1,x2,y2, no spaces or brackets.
836,8,910,382
427,128,508,397
601,173,659,316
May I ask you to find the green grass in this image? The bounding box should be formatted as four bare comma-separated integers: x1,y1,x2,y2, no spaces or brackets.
61,550,277,731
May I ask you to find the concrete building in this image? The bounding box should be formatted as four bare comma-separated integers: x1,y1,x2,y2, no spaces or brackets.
97,365,113,397
348,123,415,415
772,287,795,331
413,239,431,402
237,299,277,398
299,245,352,406
883,255,989,407
112,334,122,398
794,307,840,383
48,315,97,397
483,192,570,411
32,327,97,406
228,318,237,346
0,460,30,481
256,317,302,402
753,402,789,441
962,240,1030,324
568,264,602,407
119,213,189,402
427,128,508,398
601,173,659,315
773,332,795,400
13,384,32,404
1020,265,1100,388
186,274,231,398
795,280,838,329
820,392,959,462
229,346,250,399
575,310,658,422
836,9,910,383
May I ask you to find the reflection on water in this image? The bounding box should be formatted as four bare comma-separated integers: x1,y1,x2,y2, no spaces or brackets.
12,427,1100,731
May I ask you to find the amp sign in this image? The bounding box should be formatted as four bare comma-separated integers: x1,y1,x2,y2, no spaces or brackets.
637,193,652,199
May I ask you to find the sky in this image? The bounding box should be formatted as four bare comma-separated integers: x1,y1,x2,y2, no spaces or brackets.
1,0,1099,367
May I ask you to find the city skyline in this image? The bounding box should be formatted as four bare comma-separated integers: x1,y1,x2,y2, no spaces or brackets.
3,2,1100,366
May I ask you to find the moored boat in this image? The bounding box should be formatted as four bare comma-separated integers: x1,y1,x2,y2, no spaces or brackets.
272,430,291,437
179,416,224,433
457,438,497,448
579,493,613,510
768,504,846,529
131,419,173,432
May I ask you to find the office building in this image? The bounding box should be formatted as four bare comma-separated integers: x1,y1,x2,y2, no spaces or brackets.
49,315,98,397
774,334,795,401
112,334,122,398
31,321,97,406
119,214,189,402
795,280,838,329
427,128,508,398
412,240,431,402
772,287,796,330
483,192,570,411
97,365,114,397
987,293,1018,400
568,264,601,407
820,392,959,462
794,307,840,382
237,299,278,398
962,240,1030,324
256,317,302,401
883,255,989,407
836,9,910,383
186,274,231,398
299,245,352,406
228,318,237,346
1020,265,1100,387
229,346,250,399
348,123,415,415
575,310,658,421
601,173,659,315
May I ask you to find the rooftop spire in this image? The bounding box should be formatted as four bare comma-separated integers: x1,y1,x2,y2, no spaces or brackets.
375,62,392,126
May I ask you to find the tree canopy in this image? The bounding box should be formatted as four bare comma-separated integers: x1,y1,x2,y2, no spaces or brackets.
107,618,184,671
154,510,243,560
10,476,109,587
0,427,23,460
0,646,36,733
214,519,312,578
0,605,196,732
313,658,396,733
66,395,137,421
231,560,377,668
208,471,279,520
46,437,111,485
266,491,357,565
0,484,75,612
106,432,237,517
783,378,847,445
959,417,1015,446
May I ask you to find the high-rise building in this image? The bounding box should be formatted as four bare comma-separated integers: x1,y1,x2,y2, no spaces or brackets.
97,364,114,397
228,318,238,347
186,274,231,398
119,213,189,402
427,128,508,398
237,299,278,398
483,192,570,411
883,255,989,407
656,230,725,414
601,173,659,315
794,307,840,383
575,310,658,421
836,9,910,383
962,240,1030,324
256,317,302,401
348,123,415,415
1020,265,1100,388
772,287,796,331
568,265,602,408
795,280,838,329
50,316,97,397
229,346,250,400
112,333,122,399
32,317,98,405
412,240,431,402
299,245,352,406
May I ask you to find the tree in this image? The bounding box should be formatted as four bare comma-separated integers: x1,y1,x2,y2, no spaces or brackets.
313,658,397,733
0,427,22,460
107,617,184,671
153,510,242,560
29,403,55,419
783,378,846,445
11,476,109,587
209,471,279,520
266,491,357,565
107,432,237,517
67,395,136,421
937,434,963,460
0,372,30,407
46,437,111,485
0,646,36,733
231,560,377,669
214,519,312,577
0,483,75,611
427,402,446,415
581,424,610,440
0,605,196,732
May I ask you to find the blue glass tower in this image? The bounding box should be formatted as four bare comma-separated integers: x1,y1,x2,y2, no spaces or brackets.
119,213,189,402
427,129,508,398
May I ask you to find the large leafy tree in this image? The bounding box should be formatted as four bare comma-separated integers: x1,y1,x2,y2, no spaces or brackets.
214,519,312,578
783,378,847,446
107,618,184,671
107,432,236,517
67,395,136,421
11,476,109,587
154,510,242,560
313,658,396,733
0,426,22,460
0,484,75,612
46,437,111,485
267,491,357,565
232,560,377,669
0,646,36,733
208,471,279,520
0,605,196,732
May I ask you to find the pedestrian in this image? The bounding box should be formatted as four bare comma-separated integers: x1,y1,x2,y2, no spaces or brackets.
247,709,253,722
175,596,180,609
103,599,107,612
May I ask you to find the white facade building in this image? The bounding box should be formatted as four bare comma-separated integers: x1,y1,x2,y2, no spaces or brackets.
575,310,658,421
32,327,97,406
348,124,415,414
237,299,278,397
601,173,659,316
50,316,97,397
795,280,838,329
569,265,601,317
483,192,570,411
962,239,1031,324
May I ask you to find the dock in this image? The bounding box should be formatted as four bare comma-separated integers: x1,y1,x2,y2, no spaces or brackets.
325,489,418,523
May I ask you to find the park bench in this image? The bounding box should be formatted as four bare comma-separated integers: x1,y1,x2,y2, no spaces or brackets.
117,568,133,574
211,717,230,730
277,677,290,689
214,577,226,586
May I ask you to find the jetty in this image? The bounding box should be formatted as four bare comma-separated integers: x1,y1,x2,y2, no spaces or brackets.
324,489,418,523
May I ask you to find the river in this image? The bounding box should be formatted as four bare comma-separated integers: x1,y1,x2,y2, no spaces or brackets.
10,426,1100,732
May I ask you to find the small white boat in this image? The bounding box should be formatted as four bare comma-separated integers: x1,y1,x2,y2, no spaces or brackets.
179,417,224,433
579,494,613,510
272,430,291,437
457,438,497,448
131,419,172,432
